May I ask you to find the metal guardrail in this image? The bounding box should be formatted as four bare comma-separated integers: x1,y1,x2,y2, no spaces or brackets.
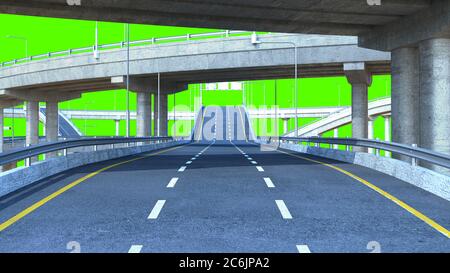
0,136,174,166
0,30,253,68
261,136,450,170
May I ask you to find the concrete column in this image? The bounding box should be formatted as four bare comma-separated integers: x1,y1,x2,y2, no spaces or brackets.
115,119,120,136
384,115,391,157
154,92,168,136
391,47,420,161
26,101,39,164
282,118,289,134
344,63,372,152
45,102,58,142
333,128,339,149
45,101,59,158
0,108,3,154
26,101,39,146
368,116,375,154
136,92,152,137
419,38,450,174
0,109,3,171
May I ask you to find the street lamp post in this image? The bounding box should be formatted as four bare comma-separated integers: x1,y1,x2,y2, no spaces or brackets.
251,33,299,137
94,21,99,59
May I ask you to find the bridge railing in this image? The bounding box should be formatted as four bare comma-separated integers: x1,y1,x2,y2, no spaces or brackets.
0,30,253,68
260,136,450,170
283,96,391,136
0,136,175,167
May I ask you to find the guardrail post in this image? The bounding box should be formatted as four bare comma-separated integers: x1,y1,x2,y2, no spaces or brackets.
63,149,68,156
25,157,31,167
411,144,418,166
93,145,98,152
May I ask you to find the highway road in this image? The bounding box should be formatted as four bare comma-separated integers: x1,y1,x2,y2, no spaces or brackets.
0,107,449,253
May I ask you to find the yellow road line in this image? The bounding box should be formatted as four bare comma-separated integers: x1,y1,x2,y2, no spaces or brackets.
0,145,185,232
276,148,450,239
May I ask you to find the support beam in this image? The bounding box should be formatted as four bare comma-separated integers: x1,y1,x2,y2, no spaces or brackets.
391,47,420,162
359,0,450,51
154,93,168,137
344,63,372,153
136,92,152,137
419,38,450,174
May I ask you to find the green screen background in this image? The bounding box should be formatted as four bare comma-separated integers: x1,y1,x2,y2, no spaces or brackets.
0,14,391,141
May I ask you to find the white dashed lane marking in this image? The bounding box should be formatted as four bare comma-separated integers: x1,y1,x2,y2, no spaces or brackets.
178,166,187,172
128,245,143,253
275,200,293,219
256,166,264,172
296,245,311,253
251,161,257,164
167,177,179,188
148,200,166,219
263,178,275,188
186,161,192,164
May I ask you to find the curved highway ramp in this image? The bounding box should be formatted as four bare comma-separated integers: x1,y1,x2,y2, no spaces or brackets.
0,107,449,253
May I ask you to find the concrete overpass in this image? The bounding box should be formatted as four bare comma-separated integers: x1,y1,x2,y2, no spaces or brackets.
2,0,449,172
0,33,391,155
1,0,444,52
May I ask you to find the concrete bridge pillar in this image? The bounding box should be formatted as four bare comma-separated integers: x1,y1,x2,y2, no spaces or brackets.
154,92,168,137
114,119,120,136
383,115,391,157
368,116,375,154
344,63,372,153
333,128,339,149
45,102,59,143
282,118,289,134
45,101,59,158
136,92,152,137
0,108,3,155
26,101,39,164
391,47,420,161
419,38,450,174
26,101,39,147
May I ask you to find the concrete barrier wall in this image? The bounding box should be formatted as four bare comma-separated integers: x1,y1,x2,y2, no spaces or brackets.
0,141,189,198
275,142,450,201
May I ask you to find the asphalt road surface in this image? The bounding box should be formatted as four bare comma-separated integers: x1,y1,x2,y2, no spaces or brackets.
0,107,449,253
